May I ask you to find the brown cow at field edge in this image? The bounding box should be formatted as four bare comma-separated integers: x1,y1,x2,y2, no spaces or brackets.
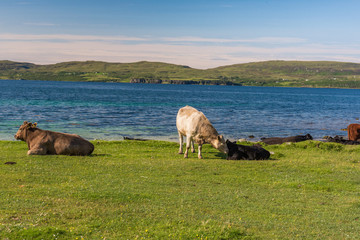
14,121,94,155
347,123,360,141
176,106,228,159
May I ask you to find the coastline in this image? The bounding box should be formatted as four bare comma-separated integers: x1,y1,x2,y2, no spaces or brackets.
2,60,360,88
4,78,360,89
130,78,242,86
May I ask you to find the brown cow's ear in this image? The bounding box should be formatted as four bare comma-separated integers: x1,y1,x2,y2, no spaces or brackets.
32,122,37,128
23,121,28,125
26,122,33,129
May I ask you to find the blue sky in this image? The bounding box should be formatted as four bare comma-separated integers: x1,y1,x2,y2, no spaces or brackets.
0,0,359,68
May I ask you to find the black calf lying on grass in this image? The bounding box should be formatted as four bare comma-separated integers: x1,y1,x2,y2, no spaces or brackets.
226,140,270,160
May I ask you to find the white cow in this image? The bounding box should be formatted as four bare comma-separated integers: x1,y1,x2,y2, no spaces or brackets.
176,106,228,159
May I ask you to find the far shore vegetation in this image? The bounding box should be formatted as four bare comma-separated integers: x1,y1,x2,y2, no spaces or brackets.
2,60,360,88
1,139,360,239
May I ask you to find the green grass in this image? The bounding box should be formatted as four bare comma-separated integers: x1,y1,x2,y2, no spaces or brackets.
0,140,360,239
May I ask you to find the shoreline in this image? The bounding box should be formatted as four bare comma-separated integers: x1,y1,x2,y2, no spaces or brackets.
4,78,360,90
1,135,346,144
2,59,360,89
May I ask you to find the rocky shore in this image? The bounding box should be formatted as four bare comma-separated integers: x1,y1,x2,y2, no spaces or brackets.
130,78,242,86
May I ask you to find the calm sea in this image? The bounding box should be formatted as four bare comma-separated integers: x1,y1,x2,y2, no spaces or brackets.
1,79,360,141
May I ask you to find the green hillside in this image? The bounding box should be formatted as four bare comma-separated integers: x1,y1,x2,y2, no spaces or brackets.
2,60,360,88
212,61,360,88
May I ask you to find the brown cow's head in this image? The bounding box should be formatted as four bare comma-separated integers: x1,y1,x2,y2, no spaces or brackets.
14,121,37,141
211,135,229,154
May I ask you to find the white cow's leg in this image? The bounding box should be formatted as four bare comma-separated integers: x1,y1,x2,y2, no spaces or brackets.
178,132,183,154
198,144,203,159
184,135,192,158
191,139,195,153
27,147,47,155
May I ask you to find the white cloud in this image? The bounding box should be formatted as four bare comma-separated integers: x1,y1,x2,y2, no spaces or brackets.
24,22,59,27
162,36,307,44
0,34,146,42
0,34,307,44
0,33,359,69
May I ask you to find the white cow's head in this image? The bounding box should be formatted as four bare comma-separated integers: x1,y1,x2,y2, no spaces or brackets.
212,135,229,154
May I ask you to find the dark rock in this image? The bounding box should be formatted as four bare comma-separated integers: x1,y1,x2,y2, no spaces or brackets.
123,136,148,141
5,162,16,165
130,78,163,84
261,134,313,145
325,135,360,145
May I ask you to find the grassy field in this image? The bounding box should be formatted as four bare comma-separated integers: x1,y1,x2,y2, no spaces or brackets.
0,140,359,239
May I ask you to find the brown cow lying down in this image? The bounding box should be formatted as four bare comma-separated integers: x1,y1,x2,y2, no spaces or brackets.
261,134,313,145
226,140,270,160
15,121,94,156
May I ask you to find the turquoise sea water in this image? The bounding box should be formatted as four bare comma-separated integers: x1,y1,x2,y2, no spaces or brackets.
2,79,360,141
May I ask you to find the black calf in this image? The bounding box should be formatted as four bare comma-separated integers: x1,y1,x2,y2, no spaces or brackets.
226,140,270,160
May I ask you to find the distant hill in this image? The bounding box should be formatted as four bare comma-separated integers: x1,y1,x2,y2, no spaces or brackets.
1,60,360,88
